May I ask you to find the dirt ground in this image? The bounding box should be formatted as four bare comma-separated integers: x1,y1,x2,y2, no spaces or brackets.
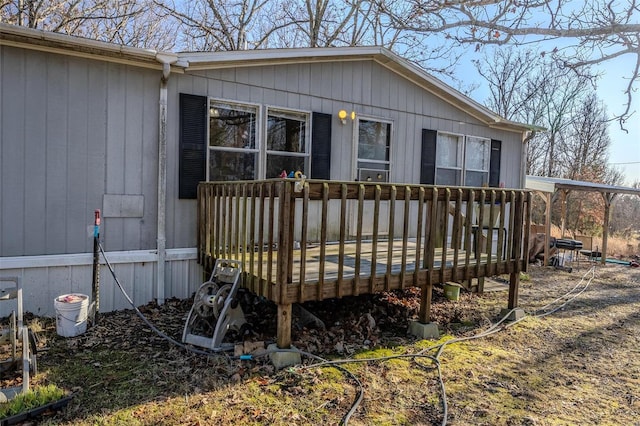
3,260,640,425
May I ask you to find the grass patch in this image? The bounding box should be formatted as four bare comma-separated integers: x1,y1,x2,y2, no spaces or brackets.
0,385,66,419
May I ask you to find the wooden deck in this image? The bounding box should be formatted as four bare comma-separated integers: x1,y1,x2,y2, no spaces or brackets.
197,179,531,347
236,241,507,302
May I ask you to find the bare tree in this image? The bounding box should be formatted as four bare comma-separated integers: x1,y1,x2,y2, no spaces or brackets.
152,0,298,51
561,94,611,181
381,0,640,129
474,48,592,177
0,0,176,50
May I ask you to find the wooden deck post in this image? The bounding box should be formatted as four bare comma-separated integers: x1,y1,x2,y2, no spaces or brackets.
418,278,433,323
601,192,616,265
508,191,525,309
508,272,519,309
276,303,293,349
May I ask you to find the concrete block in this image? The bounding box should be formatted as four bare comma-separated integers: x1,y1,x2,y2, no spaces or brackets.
500,307,526,322
268,344,302,369
408,321,440,340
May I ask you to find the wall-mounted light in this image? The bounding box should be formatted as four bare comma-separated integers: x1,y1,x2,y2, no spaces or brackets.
338,110,356,124
210,108,219,117
338,109,348,124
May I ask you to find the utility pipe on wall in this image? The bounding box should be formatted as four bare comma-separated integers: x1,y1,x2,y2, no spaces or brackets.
155,53,178,305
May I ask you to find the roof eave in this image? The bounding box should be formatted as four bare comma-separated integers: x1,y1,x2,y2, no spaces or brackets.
180,46,535,133
0,23,177,71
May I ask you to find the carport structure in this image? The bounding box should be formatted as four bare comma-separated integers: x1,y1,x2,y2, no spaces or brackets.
525,175,640,264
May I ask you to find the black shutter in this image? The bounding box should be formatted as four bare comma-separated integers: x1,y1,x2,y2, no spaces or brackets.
420,129,437,184
311,112,332,180
179,93,207,199
489,139,502,187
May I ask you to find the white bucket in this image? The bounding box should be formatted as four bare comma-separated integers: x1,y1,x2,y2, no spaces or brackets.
54,294,89,337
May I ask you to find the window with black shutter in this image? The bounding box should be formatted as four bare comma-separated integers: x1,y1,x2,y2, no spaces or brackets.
489,139,502,187
311,112,332,179
179,93,207,199
420,129,437,184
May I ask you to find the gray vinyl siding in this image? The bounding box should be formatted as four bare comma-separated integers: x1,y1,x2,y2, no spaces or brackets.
170,60,523,190
2,45,523,258
0,46,160,257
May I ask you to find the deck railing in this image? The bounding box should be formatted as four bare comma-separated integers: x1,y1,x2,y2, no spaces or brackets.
197,179,531,308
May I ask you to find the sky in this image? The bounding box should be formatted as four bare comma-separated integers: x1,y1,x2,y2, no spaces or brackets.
452,45,640,187
597,53,640,185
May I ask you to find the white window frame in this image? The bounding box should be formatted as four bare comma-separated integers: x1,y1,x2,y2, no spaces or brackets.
463,135,491,187
435,132,491,186
435,132,465,186
353,116,393,182
206,98,261,181
264,106,311,179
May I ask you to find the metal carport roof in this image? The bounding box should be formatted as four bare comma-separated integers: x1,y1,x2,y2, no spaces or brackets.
525,175,640,265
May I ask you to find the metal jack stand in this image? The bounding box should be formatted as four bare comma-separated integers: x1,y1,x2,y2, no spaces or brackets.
182,260,248,352
0,277,37,402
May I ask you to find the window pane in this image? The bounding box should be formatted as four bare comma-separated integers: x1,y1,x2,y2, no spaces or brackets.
209,103,257,149
436,168,461,186
357,161,387,170
466,137,490,171
267,112,307,153
437,134,462,168
465,170,488,187
358,120,390,162
267,154,307,179
209,150,257,181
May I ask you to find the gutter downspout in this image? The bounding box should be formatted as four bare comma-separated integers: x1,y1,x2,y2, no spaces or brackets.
155,53,177,305
520,130,531,189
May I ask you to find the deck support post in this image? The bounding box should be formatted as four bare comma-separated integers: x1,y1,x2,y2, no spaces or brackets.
418,280,433,323
276,303,292,349
507,272,519,309
269,303,301,369
412,278,439,339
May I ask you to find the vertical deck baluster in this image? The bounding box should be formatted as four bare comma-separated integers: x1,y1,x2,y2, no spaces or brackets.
287,184,295,287
234,184,241,261
513,191,525,273
507,191,516,263
354,184,365,296
299,182,309,302
214,184,222,260
523,191,532,273
257,184,265,297
475,190,486,279
240,184,248,284
267,182,276,300
385,185,397,291
439,188,451,284
337,184,348,298
463,189,475,283
496,190,507,271
451,188,463,282
198,184,205,265
413,187,425,287
400,186,411,289
206,184,214,270
485,190,497,277
248,183,256,293
197,184,203,265
222,185,230,259
370,185,381,293
318,183,329,301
